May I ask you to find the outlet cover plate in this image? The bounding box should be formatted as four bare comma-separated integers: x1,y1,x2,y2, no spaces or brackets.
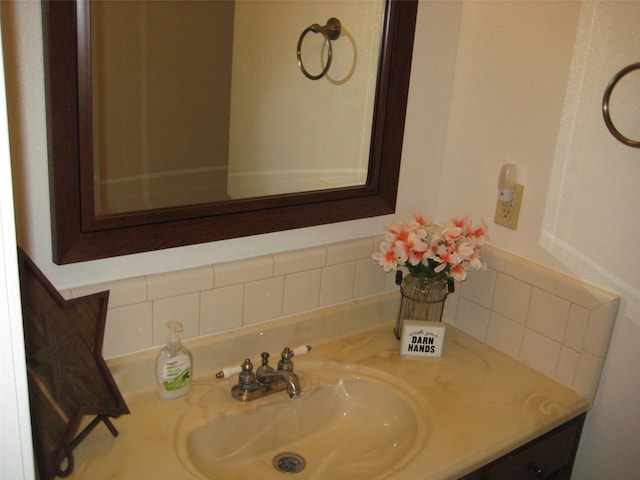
494,183,524,230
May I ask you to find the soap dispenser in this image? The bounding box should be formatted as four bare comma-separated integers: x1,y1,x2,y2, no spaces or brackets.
156,321,192,400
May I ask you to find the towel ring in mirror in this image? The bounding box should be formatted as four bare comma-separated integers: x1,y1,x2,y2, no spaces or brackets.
602,62,640,148
297,18,341,80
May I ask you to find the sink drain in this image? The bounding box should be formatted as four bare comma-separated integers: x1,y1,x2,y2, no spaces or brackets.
272,452,306,473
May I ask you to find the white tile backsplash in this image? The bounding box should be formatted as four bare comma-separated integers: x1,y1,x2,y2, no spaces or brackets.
147,266,213,300
555,346,580,386
319,261,356,307
152,293,200,344
504,254,559,291
520,329,562,378
90,240,617,404
354,258,388,298
481,246,507,271
583,299,618,357
243,276,284,325
326,238,375,265
103,302,152,358
555,273,618,309
214,255,273,287
457,267,496,308
274,246,326,276
564,304,589,351
449,245,619,404
486,312,524,358
282,269,321,316
199,284,244,335
455,298,490,340
492,272,531,324
71,276,148,308
574,352,605,403
526,288,570,342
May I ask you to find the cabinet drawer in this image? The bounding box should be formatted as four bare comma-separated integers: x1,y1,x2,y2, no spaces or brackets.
485,419,581,480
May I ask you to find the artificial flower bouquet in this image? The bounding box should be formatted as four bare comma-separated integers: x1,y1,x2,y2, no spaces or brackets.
373,214,487,282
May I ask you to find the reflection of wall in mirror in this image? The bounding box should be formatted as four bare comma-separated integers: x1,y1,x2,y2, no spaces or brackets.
91,0,384,212
227,1,384,199
91,1,234,214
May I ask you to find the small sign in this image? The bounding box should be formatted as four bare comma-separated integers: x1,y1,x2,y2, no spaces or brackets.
400,320,446,357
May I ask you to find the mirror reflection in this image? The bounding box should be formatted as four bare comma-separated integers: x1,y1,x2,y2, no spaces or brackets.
90,0,383,215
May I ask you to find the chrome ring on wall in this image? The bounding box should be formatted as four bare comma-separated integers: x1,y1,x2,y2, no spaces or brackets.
297,18,341,80
602,62,640,148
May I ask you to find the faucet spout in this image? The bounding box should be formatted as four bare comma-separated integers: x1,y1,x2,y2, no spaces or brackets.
257,370,301,398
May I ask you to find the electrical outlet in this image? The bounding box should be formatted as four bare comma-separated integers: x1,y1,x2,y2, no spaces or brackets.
494,183,524,230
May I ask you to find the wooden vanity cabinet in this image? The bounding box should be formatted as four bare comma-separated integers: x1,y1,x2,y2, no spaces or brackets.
459,413,586,480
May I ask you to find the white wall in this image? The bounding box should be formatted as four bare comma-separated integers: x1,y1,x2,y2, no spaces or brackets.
0,12,34,478
2,1,638,478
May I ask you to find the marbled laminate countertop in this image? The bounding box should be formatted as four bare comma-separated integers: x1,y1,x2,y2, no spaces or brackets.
63,295,588,479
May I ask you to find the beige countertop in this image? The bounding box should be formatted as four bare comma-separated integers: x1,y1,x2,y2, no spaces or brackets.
65,294,589,479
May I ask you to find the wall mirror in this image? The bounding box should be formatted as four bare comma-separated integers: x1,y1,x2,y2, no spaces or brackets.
42,0,418,264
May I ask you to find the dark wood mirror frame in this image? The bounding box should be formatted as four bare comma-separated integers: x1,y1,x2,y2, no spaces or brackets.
42,0,418,264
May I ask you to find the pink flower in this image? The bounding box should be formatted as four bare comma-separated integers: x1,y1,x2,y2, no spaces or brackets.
449,263,467,281
466,254,484,271
373,242,398,272
395,231,427,266
413,213,429,226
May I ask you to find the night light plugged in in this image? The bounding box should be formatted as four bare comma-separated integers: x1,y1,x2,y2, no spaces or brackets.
497,163,517,202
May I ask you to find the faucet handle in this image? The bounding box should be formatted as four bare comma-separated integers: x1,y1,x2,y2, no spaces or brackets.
277,345,312,371
215,358,255,380
278,347,294,372
237,359,257,392
215,364,241,379
291,344,312,356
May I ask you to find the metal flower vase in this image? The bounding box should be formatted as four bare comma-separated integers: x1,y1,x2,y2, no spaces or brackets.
394,272,453,339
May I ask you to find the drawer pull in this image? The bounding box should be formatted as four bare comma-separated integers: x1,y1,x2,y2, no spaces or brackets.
528,462,545,478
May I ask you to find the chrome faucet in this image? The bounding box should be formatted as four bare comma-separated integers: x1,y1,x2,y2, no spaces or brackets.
219,347,308,402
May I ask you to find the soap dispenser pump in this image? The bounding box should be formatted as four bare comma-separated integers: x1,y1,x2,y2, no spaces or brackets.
156,321,192,400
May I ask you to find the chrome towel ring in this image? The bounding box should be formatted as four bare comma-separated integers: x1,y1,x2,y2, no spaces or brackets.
602,62,640,148
297,18,341,80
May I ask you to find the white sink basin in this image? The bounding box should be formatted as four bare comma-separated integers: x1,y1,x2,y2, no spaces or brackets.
175,363,428,479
